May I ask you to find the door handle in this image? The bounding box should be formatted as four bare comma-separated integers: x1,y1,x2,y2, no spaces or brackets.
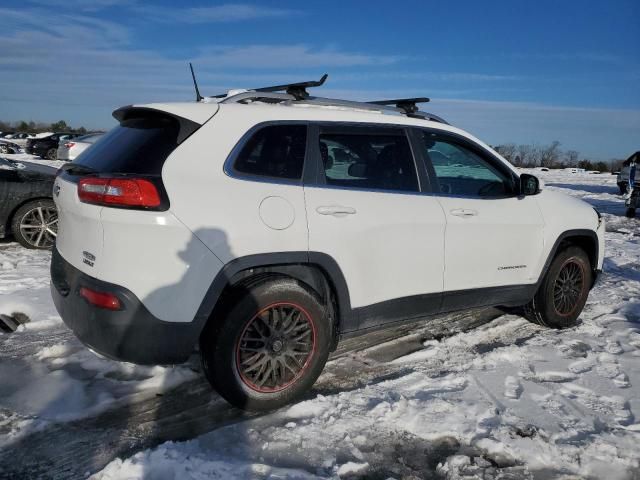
450,208,478,217
316,205,357,216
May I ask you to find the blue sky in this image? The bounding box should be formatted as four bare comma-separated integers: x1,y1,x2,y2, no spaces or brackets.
1,0,638,159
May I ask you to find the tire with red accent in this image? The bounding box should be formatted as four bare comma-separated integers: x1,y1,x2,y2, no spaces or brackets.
200,278,331,411
524,246,592,328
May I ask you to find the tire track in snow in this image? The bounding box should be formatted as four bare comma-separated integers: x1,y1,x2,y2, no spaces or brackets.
0,308,514,480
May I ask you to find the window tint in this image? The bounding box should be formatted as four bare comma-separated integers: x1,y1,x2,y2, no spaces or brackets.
233,125,307,180
422,132,515,197
74,116,179,174
319,131,418,192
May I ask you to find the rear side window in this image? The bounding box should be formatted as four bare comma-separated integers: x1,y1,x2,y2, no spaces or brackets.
74,117,179,174
232,125,307,180
318,130,419,192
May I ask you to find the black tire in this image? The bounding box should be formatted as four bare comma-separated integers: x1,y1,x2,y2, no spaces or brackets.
46,148,57,160
524,246,592,329
626,208,637,218
11,199,58,250
0,144,8,154
200,278,331,411
618,184,627,195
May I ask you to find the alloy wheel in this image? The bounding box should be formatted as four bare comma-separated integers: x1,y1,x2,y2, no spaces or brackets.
552,260,584,316
19,206,58,248
236,302,316,393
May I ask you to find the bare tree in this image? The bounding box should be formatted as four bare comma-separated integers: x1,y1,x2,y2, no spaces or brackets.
610,158,626,172
517,144,537,168
495,144,517,165
540,141,561,168
564,150,579,167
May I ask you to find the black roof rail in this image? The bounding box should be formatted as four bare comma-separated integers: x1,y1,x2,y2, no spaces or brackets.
367,97,430,116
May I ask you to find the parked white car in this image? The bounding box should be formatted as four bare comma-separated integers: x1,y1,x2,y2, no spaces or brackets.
3,132,35,147
57,133,104,161
51,78,605,411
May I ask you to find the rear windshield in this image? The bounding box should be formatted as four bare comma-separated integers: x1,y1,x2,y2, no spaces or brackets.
74,117,179,174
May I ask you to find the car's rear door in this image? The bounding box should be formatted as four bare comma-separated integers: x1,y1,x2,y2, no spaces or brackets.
303,124,446,331
414,129,544,309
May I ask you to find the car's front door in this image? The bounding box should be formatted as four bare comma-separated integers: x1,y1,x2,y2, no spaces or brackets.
304,124,446,331
414,130,544,307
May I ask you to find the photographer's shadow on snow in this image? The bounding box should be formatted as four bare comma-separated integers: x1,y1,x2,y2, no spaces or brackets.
0,228,254,479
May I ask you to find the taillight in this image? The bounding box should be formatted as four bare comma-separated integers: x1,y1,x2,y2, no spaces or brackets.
78,177,161,208
79,287,121,310
65,142,75,148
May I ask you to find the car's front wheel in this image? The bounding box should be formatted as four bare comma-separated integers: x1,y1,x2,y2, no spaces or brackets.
11,199,58,250
627,208,637,218
200,278,331,411
524,246,592,328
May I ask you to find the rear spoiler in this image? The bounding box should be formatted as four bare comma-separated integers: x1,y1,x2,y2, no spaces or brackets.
112,106,203,144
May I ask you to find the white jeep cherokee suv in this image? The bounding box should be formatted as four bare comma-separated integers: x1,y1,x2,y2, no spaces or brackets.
51,78,605,411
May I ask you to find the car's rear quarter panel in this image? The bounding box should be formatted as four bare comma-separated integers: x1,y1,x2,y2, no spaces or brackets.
162,105,311,264
98,207,222,323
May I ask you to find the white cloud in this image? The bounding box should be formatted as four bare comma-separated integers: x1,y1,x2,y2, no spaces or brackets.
192,45,399,69
27,0,135,9
144,3,298,23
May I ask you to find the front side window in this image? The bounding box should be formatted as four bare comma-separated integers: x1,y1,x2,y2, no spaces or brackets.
422,132,515,197
233,125,307,180
318,130,419,192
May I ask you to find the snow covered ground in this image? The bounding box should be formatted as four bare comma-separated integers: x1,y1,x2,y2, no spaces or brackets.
1,162,639,479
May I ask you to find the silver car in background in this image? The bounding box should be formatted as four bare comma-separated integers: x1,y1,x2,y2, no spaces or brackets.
57,133,104,161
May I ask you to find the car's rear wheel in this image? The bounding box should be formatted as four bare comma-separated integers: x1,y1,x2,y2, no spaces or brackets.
524,246,592,328
200,278,331,411
0,144,9,154
46,148,57,160
618,183,627,195
627,208,637,218
11,199,58,250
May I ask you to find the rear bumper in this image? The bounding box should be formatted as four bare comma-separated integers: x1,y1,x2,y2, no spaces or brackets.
50,247,200,365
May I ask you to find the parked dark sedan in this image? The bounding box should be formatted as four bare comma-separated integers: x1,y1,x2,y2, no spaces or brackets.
0,157,58,249
26,133,79,160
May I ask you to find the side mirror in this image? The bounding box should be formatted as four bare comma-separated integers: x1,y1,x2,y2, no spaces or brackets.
520,174,541,195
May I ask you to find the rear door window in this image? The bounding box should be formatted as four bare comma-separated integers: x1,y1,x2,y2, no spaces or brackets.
316,127,419,193
74,117,179,174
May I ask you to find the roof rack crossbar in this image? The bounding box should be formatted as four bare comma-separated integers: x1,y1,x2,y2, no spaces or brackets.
254,73,328,100
368,97,430,115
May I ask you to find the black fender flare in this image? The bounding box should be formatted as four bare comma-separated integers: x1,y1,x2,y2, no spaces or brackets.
193,251,355,342
535,229,600,288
